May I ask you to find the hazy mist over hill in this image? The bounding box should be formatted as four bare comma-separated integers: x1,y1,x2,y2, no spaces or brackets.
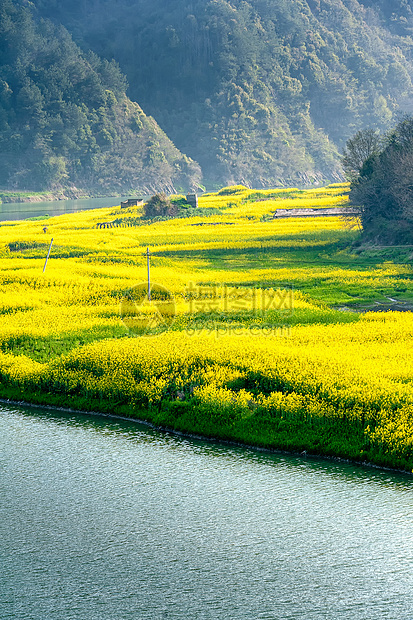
2,0,413,191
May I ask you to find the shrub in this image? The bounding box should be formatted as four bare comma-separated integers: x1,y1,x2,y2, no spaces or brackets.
217,185,249,196
143,193,178,219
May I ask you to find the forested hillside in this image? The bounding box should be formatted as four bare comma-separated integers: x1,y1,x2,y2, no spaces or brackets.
33,0,413,188
358,0,413,36
2,0,413,192
0,0,201,193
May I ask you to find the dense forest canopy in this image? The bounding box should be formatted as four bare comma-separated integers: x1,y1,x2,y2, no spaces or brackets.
0,0,201,193
358,0,413,37
2,0,413,191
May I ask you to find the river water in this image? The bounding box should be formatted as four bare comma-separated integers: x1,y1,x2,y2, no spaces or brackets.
0,197,127,222
1,404,413,620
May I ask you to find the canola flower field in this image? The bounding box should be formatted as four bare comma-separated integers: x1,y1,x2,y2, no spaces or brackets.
1,183,413,471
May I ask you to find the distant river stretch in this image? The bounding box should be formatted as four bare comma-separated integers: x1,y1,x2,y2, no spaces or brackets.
0,196,126,221
1,404,413,619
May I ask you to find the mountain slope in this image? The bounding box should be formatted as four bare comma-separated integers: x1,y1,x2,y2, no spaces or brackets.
0,0,201,193
33,0,413,188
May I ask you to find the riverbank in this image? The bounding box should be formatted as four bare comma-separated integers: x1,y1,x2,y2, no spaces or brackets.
1,316,413,473
2,397,409,477
0,380,372,467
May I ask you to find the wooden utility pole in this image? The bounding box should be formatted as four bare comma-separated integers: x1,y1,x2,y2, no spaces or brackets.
43,238,53,273
147,246,151,301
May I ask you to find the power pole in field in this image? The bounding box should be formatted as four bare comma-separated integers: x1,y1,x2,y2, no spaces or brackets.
147,246,151,301
43,238,53,273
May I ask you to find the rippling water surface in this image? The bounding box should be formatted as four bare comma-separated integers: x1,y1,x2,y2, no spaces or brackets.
1,404,413,619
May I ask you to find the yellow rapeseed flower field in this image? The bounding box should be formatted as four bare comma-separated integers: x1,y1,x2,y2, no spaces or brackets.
1,183,413,470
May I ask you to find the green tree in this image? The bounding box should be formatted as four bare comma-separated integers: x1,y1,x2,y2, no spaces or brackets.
349,117,413,243
341,129,382,181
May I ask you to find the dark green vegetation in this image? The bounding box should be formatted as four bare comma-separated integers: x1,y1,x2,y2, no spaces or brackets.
142,193,181,219
0,0,201,193
33,0,413,188
349,117,413,244
0,326,126,363
142,193,225,220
